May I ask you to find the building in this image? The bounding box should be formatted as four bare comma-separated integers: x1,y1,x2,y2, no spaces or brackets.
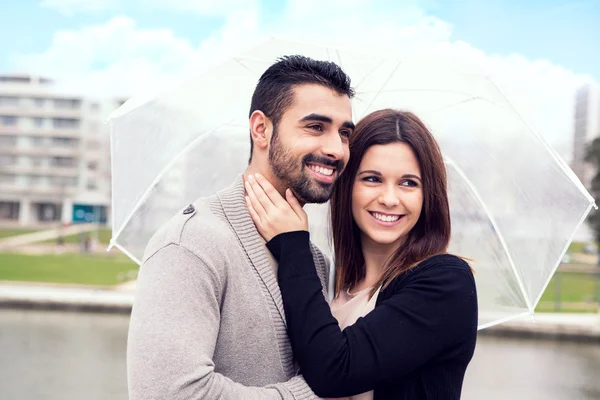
0,74,125,227
571,83,600,188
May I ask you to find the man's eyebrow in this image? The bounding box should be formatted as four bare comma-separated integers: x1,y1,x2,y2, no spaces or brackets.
299,114,333,124
299,114,355,131
341,121,355,130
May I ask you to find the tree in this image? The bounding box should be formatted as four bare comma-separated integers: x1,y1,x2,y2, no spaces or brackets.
584,137,600,244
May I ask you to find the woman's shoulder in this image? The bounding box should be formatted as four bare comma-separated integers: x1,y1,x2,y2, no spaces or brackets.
397,253,474,286
380,253,478,308
417,253,471,271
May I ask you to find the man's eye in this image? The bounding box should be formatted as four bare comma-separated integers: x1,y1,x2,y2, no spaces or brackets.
308,125,323,131
339,130,350,137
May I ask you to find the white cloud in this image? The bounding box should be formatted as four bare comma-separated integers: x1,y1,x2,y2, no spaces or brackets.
11,15,201,96
39,0,255,16
15,0,597,161
146,0,255,15
39,0,119,16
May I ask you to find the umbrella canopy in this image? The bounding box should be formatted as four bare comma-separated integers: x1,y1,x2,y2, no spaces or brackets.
108,38,595,329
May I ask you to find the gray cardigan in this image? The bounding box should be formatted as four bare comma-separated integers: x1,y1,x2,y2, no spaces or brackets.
127,175,330,399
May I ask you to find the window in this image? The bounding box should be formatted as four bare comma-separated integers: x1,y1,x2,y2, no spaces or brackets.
51,137,78,148
0,174,16,184
37,203,59,221
32,117,44,128
87,160,98,171
0,155,16,166
90,102,100,112
87,180,98,190
54,176,78,187
54,98,81,109
0,76,29,83
29,175,41,185
0,116,18,126
0,96,19,107
33,98,45,108
52,118,80,129
31,136,46,147
0,135,17,146
30,156,43,167
50,156,76,167
0,201,19,219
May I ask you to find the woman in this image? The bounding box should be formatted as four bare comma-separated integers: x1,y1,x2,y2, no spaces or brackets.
245,109,478,399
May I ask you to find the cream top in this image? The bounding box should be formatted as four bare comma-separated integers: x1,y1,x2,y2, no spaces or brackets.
330,286,381,400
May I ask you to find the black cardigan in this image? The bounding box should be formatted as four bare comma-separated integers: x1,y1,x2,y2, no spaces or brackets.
267,231,478,400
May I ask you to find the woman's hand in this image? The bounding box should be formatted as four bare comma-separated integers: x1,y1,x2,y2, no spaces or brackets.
245,173,308,242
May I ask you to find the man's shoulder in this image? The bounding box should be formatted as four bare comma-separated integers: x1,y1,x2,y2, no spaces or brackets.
309,241,329,266
308,241,332,294
142,197,235,264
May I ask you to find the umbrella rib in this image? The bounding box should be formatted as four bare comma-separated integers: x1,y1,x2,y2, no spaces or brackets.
233,58,259,74
335,48,342,68
477,310,532,331
361,60,403,114
109,119,237,248
487,78,595,204
375,88,491,98
371,89,511,110
532,201,596,310
419,95,516,116
353,59,388,92
109,118,117,250
111,241,142,265
446,158,533,312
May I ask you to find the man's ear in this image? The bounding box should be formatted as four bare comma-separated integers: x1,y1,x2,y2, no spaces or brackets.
249,110,272,152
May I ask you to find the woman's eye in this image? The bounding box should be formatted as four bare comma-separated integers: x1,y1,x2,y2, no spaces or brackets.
362,176,381,183
401,179,418,187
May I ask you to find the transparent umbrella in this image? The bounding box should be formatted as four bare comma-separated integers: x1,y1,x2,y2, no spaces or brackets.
108,38,595,329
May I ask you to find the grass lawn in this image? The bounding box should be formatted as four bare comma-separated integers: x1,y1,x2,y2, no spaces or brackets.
0,252,138,286
42,228,112,245
567,241,599,254
568,241,585,253
0,226,112,245
0,228,40,239
536,271,600,313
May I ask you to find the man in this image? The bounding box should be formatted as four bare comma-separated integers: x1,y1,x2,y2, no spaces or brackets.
127,55,355,399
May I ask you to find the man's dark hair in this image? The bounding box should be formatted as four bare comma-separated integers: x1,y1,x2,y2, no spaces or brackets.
248,55,355,163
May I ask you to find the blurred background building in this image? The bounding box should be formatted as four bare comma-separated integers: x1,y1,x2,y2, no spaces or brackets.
571,83,600,188
0,74,125,227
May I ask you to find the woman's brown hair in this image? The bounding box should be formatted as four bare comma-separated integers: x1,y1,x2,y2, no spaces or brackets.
330,109,451,298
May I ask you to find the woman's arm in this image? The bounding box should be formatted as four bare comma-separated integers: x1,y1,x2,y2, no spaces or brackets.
268,231,478,398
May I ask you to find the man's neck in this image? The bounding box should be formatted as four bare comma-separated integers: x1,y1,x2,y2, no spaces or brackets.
244,166,287,199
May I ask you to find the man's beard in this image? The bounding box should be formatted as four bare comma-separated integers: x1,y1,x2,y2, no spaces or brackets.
268,128,344,204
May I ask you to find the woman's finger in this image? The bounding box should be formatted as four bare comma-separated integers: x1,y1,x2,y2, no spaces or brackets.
247,174,276,213
245,179,267,217
245,195,262,226
255,173,289,209
286,189,305,219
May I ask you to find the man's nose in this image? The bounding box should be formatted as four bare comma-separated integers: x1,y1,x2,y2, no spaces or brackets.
321,131,345,160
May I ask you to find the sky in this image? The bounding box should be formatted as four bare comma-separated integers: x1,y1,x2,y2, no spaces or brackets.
1,0,599,160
